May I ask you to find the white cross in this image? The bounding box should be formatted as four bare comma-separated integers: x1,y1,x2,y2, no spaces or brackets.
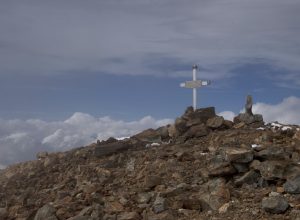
180,65,211,111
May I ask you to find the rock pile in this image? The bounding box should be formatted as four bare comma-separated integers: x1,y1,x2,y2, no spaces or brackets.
233,95,264,127
0,105,300,219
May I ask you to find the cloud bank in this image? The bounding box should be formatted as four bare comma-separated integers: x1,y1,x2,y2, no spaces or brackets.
0,113,173,167
0,96,299,167
0,0,300,85
219,96,300,124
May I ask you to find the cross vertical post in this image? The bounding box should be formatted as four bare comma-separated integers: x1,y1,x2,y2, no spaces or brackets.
180,65,211,111
192,65,198,111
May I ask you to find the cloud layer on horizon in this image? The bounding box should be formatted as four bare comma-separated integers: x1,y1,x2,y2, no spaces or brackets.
0,0,300,86
219,96,300,125
0,113,173,167
0,96,299,168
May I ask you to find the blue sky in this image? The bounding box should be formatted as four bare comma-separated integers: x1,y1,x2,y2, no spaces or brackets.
0,0,300,166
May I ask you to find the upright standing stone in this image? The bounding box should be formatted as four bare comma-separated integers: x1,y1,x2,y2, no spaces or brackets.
245,95,253,115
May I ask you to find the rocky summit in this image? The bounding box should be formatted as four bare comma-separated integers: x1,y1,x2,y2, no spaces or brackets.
1,106,300,220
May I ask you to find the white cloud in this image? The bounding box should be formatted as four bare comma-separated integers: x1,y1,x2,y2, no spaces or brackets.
253,96,300,125
218,111,235,121
219,96,300,125
0,113,173,166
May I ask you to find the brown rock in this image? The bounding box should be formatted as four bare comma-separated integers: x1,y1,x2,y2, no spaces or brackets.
206,116,225,129
184,124,209,139
144,175,163,189
117,212,140,220
222,146,253,163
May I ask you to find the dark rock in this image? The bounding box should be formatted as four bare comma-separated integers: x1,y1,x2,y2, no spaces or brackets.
0,208,8,219
182,198,202,210
223,120,234,129
182,107,216,123
245,95,253,115
259,160,286,180
144,175,162,189
93,142,132,157
261,193,289,214
256,146,290,160
174,118,189,134
232,162,249,173
208,155,237,177
184,124,209,139
234,170,261,186
234,113,263,125
284,175,300,194
34,204,58,220
206,116,225,129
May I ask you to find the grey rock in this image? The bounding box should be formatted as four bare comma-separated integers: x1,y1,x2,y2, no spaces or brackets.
234,170,260,186
199,178,230,211
34,204,58,220
152,196,167,214
256,146,290,160
206,116,225,129
259,160,286,180
134,129,162,143
137,192,152,204
234,113,263,125
261,194,289,214
284,175,300,194
232,162,249,173
208,155,236,177
245,95,253,115
222,146,253,163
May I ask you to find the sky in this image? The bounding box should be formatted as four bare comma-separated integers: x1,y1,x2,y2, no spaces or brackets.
0,0,300,166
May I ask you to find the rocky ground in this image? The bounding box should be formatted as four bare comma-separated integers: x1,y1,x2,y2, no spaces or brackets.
1,106,300,220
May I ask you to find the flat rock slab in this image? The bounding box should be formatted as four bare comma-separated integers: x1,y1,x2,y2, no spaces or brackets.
222,147,253,163
93,142,132,157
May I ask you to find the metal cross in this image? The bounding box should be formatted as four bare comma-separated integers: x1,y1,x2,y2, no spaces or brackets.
180,65,211,111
